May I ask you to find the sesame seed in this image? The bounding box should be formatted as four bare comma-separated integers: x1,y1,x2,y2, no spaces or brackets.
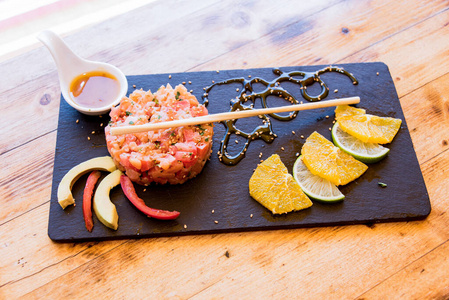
296,152,300,156
248,75,252,78
236,88,239,92
87,137,91,140
216,70,220,73
250,214,253,218
214,220,218,224
182,82,186,85
326,115,329,119
91,131,95,134
76,119,79,123
190,90,193,93
329,127,332,131
334,89,338,93
376,72,379,76
169,75,172,79
188,81,191,84
292,130,295,134
260,160,264,163
235,140,239,144
133,85,136,88
212,80,215,83
281,147,285,151
184,224,187,229
301,135,304,139
143,189,146,192
212,209,215,213
100,123,103,127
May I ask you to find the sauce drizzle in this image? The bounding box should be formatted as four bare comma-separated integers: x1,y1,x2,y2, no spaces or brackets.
201,66,358,165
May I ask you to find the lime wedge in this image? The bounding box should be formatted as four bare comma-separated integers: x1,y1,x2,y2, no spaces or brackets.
293,156,345,203
331,122,390,163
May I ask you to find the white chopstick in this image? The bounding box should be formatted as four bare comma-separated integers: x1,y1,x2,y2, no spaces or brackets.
109,96,360,135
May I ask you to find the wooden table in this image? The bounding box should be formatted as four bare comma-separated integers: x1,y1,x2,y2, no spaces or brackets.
2,0,449,298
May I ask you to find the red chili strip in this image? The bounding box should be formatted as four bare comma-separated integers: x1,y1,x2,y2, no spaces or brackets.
83,170,102,232
120,175,180,220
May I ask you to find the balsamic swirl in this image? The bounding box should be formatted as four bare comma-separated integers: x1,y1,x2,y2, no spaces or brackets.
201,66,358,165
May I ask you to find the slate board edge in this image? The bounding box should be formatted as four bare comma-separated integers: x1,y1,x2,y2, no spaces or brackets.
50,214,429,243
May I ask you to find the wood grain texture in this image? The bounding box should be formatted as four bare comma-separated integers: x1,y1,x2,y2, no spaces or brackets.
400,72,449,164
0,132,55,223
2,0,449,298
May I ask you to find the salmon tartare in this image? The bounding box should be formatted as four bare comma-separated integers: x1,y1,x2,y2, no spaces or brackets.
105,84,213,185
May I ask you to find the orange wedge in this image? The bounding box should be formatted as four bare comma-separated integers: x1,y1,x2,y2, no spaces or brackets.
301,131,368,186
335,105,402,144
249,154,312,214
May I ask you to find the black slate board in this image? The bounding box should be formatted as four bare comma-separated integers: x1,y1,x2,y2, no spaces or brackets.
48,62,430,242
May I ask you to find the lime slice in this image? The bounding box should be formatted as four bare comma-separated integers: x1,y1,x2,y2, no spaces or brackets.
331,122,390,163
292,156,345,203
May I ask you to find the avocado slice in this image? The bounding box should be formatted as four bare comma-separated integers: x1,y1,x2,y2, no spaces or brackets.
57,156,117,209
93,169,123,230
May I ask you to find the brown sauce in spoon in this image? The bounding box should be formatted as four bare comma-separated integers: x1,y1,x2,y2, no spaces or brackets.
202,66,358,165
69,71,120,108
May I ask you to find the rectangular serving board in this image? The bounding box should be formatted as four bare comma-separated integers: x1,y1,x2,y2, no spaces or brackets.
48,62,430,242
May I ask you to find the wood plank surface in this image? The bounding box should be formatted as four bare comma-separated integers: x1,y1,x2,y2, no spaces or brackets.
1,0,449,298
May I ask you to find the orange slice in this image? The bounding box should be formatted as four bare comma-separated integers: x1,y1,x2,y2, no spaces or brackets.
301,131,368,186
249,154,312,214
335,105,402,144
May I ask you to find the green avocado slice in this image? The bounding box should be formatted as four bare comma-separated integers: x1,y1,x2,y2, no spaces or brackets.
57,156,117,209
93,169,123,230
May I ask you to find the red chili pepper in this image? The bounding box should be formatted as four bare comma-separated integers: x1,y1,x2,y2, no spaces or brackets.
83,170,101,232
120,175,180,220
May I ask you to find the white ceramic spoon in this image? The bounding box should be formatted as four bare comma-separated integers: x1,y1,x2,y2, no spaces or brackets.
37,30,128,115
